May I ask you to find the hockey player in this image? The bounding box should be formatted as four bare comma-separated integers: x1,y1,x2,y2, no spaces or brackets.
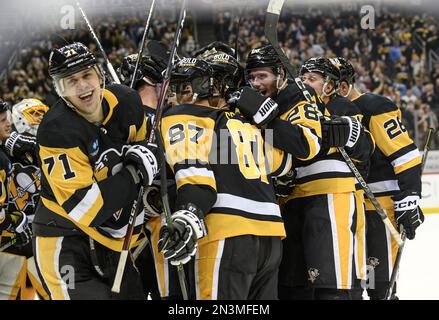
32,42,159,300
158,56,292,299
242,48,374,299
119,43,182,300
0,100,34,299
337,57,423,300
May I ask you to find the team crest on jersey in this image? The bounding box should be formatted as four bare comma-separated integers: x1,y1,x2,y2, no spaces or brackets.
90,138,100,157
8,162,41,213
308,268,320,283
367,257,380,269
94,145,131,181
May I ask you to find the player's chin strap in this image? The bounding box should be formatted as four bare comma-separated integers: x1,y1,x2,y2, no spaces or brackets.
341,84,353,98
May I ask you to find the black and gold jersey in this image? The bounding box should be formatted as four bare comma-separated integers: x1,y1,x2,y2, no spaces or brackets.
7,160,40,223
352,93,421,208
267,82,322,161
0,150,12,232
161,103,292,242
34,84,148,251
287,95,375,199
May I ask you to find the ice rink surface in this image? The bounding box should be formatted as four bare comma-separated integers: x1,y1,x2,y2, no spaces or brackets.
398,213,439,300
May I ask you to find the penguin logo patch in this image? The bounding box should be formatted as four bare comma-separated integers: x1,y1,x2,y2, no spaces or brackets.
308,268,320,283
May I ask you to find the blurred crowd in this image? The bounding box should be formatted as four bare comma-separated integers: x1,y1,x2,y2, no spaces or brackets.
1,5,438,148
215,8,439,148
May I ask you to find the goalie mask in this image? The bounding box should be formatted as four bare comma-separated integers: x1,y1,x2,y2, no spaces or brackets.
11,99,49,136
171,58,213,103
48,42,105,102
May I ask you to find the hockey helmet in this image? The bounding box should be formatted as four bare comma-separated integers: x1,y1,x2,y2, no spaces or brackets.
300,57,340,82
203,52,244,97
246,44,283,75
194,41,235,59
11,98,49,136
335,57,356,84
171,58,213,99
48,42,104,99
0,100,8,113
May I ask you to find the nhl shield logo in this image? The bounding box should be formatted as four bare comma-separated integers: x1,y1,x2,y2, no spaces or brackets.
308,268,320,283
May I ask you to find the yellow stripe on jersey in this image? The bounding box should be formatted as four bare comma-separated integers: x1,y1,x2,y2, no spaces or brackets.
161,115,215,167
289,177,356,199
0,169,7,211
200,213,286,243
102,89,119,125
39,146,106,226
393,154,422,174
354,190,367,281
41,198,139,252
134,116,147,143
176,175,216,190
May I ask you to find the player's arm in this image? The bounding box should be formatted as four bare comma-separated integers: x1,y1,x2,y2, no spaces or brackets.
38,129,139,228
368,108,422,193
267,101,322,161
160,113,217,217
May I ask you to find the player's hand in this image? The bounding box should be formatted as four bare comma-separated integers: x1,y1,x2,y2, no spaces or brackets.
322,116,361,148
8,211,32,247
5,131,37,165
393,191,424,240
125,143,159,188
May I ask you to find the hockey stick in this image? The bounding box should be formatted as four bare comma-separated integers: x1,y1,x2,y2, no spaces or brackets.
75,0,121,84
132,236,150,261
384,127,435,300
129,0,156,89
264,0,402,246
0,238,15,252
111,0,189,298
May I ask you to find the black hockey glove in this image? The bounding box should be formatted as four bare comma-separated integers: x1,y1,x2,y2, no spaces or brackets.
8,211,32,247
273,170,296,198
392,191,424,240
143,182,162,221
322,116,361,149
5,131,37,165
158,205,207,266
125,143,159,188
228,87,279,126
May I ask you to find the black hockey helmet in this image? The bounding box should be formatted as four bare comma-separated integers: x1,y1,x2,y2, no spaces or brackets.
194,41,235,59
300,57,340,82
246,44,283,75
171,58,213,99
203,52,244,97
335,57,356,84
48,42,99,80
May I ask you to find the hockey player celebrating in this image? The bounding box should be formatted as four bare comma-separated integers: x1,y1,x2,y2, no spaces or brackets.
32,42,159,300
158,55,292,299
240,48,374,299
336,57,423,300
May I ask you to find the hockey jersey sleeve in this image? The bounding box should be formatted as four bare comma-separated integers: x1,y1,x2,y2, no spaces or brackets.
160,112,217,217
368,107,422,193
344,114,375,162
267,101,322,161
38,130,139,228
0,162,9,231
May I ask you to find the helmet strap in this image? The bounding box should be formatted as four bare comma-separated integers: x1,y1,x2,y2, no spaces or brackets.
342,84,353,98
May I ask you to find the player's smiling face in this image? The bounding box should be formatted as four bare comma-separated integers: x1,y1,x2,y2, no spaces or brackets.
63,67,103,117
247,67,278,97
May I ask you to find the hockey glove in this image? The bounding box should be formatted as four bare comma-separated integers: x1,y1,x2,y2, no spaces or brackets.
8,211,32,247
393,191,424,240
5,131,37,165
273,170,296,198
228,87,279,126
125,143,159,188
322,116,361,149
158,208,207,266
143,183,162,221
